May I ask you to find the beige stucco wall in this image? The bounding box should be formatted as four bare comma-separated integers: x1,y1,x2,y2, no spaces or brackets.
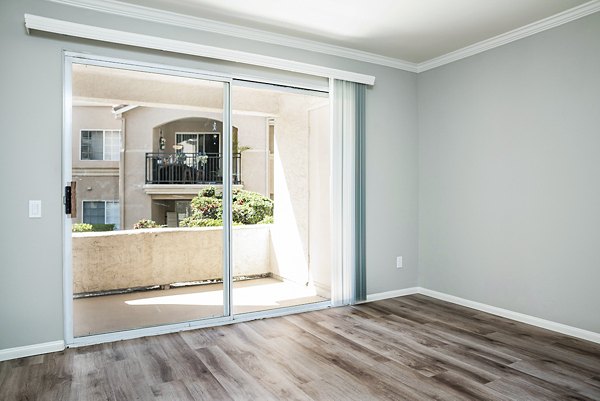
233,114,268,195
73,65,280,116
72,106,121,169
73,64,225,111
120,107,269,229
71,76,278,230
72,106,121,224
121,108,221,228
73,225,271,293
240,150,267,195
73,176,120,225
308,104,332,297
269,94,312,285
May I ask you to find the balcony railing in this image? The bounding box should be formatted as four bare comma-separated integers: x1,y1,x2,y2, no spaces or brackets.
145,152,241,185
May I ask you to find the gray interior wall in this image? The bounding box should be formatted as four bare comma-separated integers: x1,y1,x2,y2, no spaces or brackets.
0,0,418,350
418,12,600,333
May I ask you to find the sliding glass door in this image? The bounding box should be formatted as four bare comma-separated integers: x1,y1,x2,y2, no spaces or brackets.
65,57,230,338
230,82,332,315
64,55,335,343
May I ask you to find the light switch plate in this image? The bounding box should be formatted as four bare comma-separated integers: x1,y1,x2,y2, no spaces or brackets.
396,256,403,269
29,200,42,218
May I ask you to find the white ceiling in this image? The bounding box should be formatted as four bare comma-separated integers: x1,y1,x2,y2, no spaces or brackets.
115,0,589,63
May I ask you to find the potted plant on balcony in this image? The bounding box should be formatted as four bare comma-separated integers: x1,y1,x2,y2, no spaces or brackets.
197,153,209,166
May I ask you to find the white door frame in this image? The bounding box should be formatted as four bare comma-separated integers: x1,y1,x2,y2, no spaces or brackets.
63,52,345,347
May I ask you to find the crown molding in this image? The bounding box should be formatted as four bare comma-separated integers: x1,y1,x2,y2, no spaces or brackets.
40,0,600,74
47,0,419,73
24,14,375,85
418,0,600,72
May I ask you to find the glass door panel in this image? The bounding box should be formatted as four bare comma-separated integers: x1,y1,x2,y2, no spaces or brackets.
230,82,332,315
69,61,228,337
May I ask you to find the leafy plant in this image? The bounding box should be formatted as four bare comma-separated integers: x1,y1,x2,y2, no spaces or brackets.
133,219,162,229
91,224,116,232
258,215,274,224
190,196,222,220
72,223,115,232
72,223,93,232
232,190,273,225
179,217,223,227
179,186,273,227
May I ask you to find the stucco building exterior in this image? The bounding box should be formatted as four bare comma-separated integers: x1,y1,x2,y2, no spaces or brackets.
72,104,271,229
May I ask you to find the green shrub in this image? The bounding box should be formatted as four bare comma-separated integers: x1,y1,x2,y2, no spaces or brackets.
199,187,216,197
133,219,161,229
190,196,222,220
258,215,274,224
179,217,223,227
72,223,115,232
91,224,115,232
181,186,273,226
72,223,93,232
232,190,273,225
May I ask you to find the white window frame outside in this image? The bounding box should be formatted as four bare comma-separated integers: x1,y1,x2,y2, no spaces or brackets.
175,132,221,155
81,200,120,229
80,129,121,161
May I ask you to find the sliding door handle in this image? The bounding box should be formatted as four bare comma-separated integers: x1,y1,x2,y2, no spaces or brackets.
64,181,77,217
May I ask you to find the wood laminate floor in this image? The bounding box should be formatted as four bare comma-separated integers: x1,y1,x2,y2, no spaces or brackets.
1,294,599,400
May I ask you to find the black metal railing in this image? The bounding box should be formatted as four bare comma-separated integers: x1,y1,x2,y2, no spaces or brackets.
145,153,241,184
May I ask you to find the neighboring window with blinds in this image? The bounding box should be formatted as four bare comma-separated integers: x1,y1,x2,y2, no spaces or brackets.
83,200,120,229
82,201,106,224
81,129,121,160
104,130,121,161
81,130,103,160
105,201,120,229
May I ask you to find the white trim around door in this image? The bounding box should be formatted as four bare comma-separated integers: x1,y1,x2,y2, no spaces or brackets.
26,14,375,86
62,53,347,348
63,53,237,345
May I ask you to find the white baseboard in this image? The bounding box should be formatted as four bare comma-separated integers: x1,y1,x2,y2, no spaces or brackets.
418,288,600,344
4,286,598,361
365,287,420,302
0,340,65,362
365,286,600,344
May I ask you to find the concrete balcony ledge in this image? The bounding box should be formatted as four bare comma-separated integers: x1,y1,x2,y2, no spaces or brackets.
72,224,272,294
73,223,270,237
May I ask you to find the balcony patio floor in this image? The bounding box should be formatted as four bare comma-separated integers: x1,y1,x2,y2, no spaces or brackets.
74,278,328,337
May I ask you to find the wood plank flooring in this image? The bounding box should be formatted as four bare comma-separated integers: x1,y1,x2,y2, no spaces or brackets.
1,294,599,400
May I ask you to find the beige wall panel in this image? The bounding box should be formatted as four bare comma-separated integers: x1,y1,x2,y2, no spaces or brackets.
73,225,271,293
308,104,332,298
72,106,120,169
270,94,312,285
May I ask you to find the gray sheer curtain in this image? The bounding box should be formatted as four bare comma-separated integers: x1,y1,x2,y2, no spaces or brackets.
334,80,367,303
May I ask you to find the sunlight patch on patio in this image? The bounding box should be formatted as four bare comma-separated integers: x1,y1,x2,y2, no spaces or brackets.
74,278,326,337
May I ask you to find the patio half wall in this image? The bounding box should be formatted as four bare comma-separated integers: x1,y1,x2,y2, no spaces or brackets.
72,225,271,294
